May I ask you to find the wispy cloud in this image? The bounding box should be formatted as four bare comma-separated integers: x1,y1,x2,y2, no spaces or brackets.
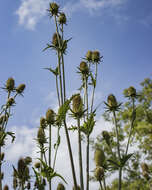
16,0,127,30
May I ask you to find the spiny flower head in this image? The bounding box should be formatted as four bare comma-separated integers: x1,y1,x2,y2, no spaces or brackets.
6,77,15,92
94,149,105,167
16,84,26,94
79,61,89,75
128,86,137,98
57,183,65,190
34,162,41,169
7,98,15,107
46,109,55,125
86,50,92,62
37,127,46,145
49,2,59,16
92,50,101,63
40,117,47,129
94,167,104,181
58,12,66,25
102,131,111,145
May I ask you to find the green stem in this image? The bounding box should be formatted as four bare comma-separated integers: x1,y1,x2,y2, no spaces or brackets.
99,180,103,190
49,125,52,190
125,98,135,155
56,76,61,107
53,126,60,169
118,167,122,190
77,118,84,190
86,135,90,190
103,177,107,190
0,147,2,190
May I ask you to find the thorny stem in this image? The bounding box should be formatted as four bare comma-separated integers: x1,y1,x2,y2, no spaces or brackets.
125,98,135,155
113,111,122,190
77,118,84,190
49,125,52,190
54,15,77,188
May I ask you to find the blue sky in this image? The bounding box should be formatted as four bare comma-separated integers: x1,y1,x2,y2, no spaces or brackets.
0,0,152,188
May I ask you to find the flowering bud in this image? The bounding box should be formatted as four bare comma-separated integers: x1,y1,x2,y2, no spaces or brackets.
107,94,118,109
58,13,66,25
7,98,15,107
92,50,100,62
25,156,32,165
0,152,5,161
16,84,26,94
6,78,15,91
34,162,41,169
37,127,46,145
79,61,89,75
94,167,104,181
86,51,92,62
102,131,110,145
57,183,65,190
46,109,55,125
49,2,59,16
72,94,83,114
128,86,136,97
94,149,105,167
3,185,9,190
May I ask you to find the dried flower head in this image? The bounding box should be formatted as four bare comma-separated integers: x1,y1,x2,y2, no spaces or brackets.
18,158,26,175
52,33,61,47
57,183,65,190
58,13,66,25
102,131,111,145
86,50,92,62
94,167,104,181
37,127,46,145
16,84,26,94
79,61,89,75
7,98,15,107
128,86,136,97
3,185,9,190
72,94,83,117
46,109,55,125
34,162,41,169
107,94,119,111
94,149,105,167
6,77,15,92
49,2,59,16
92,50,100,63
25,156,32,165
40,117,46,129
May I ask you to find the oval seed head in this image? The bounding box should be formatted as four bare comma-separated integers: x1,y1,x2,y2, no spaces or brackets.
73,186,81,190
102,131,110,145
7,98,15,107
107,94,118,109
13,177,18,189
27,182,31,189
80,61,89,75
72,94,83,114
49,2,59,16
16,84,26,94
40,117,46,128
25,156,32,165
18,158,26,175
37,127,46,145
34,162,41,169
6,77,15,91
92,50,100,63
86,51,92,62
3,185,9,190
0,152,5,161
57,183,65,190
94,149,105,167
94,167,104,181
58,13,67,25
52,33,61,47
128,86,136,97
46,109,55,125
141,163,149,173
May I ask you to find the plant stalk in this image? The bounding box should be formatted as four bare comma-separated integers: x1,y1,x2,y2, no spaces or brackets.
49,124,52,190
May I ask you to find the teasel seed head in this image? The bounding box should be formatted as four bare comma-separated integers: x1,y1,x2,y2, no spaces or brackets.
92,50,100,63
40,117,47,129
18,158,26,176
102,131,111,145
72,94,83,117
79,61,89,75
52,33,60,47
16,84,26,94
141,163,149,173
13,177,18,189
58,13,66,25
107,94,118,110
27,182,31,189
73,186,81,190
25,156,32,165
7,97,15,107
142,171,150,180
3,185,9,190
86,50,92,62
0,115,8,125
49,2,59,16
37,127,46,145
57,183,65,190
34,162,41,169
94,166,104,181
0,152,5,161
94,149,105,167
46,109,55,125
128,86,136,97
6,77,15,92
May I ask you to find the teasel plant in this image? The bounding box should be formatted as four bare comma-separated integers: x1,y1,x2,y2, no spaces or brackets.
43,2,78,188
103,87,137,190
0,78,25,190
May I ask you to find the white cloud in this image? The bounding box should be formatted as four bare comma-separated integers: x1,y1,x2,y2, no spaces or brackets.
16,0,127,30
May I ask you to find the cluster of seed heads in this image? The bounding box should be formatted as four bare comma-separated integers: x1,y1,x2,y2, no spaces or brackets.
85,50,102,63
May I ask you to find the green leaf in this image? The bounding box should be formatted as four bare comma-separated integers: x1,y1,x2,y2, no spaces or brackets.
120,153,134,167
